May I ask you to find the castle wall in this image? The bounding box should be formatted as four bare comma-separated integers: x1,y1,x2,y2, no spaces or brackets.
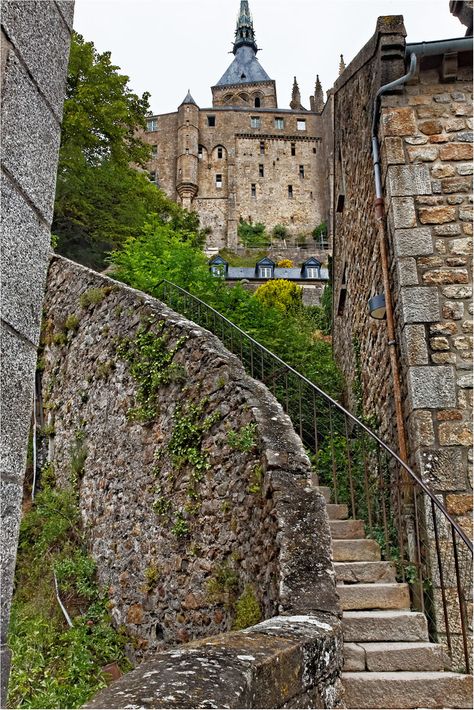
0,3,73,702
139,108,325,250
41,256,339,661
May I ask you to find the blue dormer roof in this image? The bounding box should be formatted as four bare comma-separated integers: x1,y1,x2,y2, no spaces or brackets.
301,257,322,278
209,254,229,277
209,255,228,266
255,256,275,277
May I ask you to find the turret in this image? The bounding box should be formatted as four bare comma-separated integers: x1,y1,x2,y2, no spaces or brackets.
290,76,306,111
176,91,199,209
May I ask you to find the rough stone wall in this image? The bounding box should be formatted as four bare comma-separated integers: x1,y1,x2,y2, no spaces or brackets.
0,2,73,703
379,63,473,529
212,79,278,108
139,107,325,250
329,18,407,448
41,256,339,665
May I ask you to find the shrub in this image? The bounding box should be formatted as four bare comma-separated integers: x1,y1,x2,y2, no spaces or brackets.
237,219,268,248
255,279,302,314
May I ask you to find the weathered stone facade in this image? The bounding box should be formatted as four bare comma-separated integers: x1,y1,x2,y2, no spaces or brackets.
0,2,73,703
41,256,340,676
139,3,326,250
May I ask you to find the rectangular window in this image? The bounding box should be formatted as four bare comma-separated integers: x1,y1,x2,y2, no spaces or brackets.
198,146,203,159
215,174,223,188
259,164,264,177
260,141,265,155
151,144,158,157
297,119,306,131
251,183,256,198
306,267,318,278
251,116,261,129
149,171,156,183
299,165,305,178
217,147,223,159
211,265,225,277
291,142,296,156
274,117,284,129
207,115,216,127
146,118,157,132
259,266,272,278
288,185,293,199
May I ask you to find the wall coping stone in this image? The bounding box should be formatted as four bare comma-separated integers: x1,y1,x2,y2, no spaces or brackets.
84,613,342,709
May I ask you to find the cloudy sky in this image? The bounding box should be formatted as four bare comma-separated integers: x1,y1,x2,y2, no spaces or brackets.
73,0,464,114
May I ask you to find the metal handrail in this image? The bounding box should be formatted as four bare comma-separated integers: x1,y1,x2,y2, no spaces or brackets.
157,278,472,552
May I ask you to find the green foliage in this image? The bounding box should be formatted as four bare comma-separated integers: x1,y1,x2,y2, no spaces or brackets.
207,563,240,603
53,33,205,269
64,314,80,332
272,223,288,241
171,511,189,539
312,222,327,241
232,585,261,630
52,331,67,347
237,219,268,248
255,279,303,314
70,430,88,482
117,326,186,422
306,284,332,336
167,401,219,475
79,287,107,308
227,423,258,453
9,483,131,709
218,248,268,267
247,464,263,494
143,564,160,591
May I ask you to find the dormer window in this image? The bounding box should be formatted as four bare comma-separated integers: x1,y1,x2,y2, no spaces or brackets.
306,267,318,278
302,257,321,280
209,256,228,278
256,257,275,280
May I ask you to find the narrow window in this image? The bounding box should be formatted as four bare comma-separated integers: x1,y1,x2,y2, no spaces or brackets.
299,165,305,178
151,144,158,157
217,146,223,159
288,185,293,199
215,174,223,188
291,142,296,156
274,117,284,129
260,141,265,155
297,119,306,131
313,147,317,154
254,97,261,107
251,183,256,198
259,164,264,178
198,145,203,159
207,115,216,127
251,116,261,129
146,118,157,132
149,171,156,183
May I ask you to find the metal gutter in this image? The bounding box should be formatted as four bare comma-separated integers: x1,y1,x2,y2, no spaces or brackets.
405,36,473,57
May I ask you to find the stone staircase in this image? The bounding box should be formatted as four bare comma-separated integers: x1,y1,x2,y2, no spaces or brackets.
319,488,473,709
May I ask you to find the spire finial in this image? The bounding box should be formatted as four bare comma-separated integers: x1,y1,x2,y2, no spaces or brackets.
233,1,258,54
339,54,346,75
290,76,302,110
314,75,324,113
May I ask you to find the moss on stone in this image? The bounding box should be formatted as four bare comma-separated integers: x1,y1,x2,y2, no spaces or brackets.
232,585,262,630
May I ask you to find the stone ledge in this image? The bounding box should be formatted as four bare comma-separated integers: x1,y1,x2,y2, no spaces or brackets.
83,613,342,709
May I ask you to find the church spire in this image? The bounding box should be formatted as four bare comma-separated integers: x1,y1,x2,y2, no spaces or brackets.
339,54,346,75
233,1,258,54
290,76,304,111
314,75,324,113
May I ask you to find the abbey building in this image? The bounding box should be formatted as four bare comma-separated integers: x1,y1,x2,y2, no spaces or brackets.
139,1,326,250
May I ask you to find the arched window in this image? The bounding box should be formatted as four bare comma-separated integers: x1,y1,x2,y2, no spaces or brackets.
254,97,261,108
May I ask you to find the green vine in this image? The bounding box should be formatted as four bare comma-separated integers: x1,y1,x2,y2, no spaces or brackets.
117,326,186,422
167,400,219,476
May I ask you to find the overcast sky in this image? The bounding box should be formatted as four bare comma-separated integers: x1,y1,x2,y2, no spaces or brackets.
73,0,464,115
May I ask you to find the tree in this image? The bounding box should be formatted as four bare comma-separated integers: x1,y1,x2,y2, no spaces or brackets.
53,33,202,269
272,224,288,241
255,279,303,314
237,219,268,248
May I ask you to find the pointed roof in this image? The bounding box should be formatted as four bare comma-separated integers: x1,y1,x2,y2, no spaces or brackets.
290,76,306,111
215,1,272,87
339,54,346,75
233,0,258,54
314,75,324,112
180,89,197,106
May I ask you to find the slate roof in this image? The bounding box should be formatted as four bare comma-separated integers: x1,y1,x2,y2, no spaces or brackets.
180,90,197,106
216,46,272,86
226,267,329,281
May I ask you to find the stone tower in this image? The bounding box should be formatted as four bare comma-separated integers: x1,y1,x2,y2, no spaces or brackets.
176,91,199,209
211,0,277,108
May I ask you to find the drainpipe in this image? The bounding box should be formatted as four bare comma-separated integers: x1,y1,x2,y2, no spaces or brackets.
371,36,473,465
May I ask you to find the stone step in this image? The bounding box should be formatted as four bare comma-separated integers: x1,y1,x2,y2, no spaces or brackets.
326,503,349,520
342,671,473,708
343,641,446,672
334,561,396,584
314,485,331,503
342,611,429,643
330,519,365,539
333,538,381,562
337,582,410,611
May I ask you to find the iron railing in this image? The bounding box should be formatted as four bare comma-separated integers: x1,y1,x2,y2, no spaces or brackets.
155,279,472,673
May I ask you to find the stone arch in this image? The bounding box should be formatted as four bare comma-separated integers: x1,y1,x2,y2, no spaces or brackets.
212,144,228,160
198,144,208,161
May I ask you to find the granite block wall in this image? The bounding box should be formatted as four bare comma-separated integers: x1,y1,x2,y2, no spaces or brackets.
0,2,73,703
